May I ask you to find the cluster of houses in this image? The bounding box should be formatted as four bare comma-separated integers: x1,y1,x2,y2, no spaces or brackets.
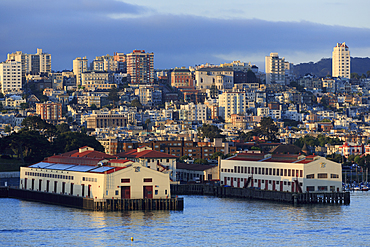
2,47,370,199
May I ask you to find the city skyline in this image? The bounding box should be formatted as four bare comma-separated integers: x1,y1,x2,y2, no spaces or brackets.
1,0,370,71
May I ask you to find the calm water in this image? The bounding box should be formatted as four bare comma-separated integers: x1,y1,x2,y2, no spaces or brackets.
1,193,370,246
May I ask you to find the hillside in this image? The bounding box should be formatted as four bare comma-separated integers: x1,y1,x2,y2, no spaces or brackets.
293,57,370,77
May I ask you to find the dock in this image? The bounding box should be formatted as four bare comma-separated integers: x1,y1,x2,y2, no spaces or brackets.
0,187,184,211
171,184,350,205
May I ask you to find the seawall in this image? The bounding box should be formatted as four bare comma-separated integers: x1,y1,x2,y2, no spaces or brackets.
171,184,350,205
0,187,184,211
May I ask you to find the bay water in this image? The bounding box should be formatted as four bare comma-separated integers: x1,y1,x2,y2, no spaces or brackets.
1,192,369,246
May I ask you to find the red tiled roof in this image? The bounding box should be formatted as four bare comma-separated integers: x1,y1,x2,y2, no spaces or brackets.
117,149,176,159
107,159,131,164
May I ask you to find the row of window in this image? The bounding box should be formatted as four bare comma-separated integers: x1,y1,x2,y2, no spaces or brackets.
24,178,91,197
121,178,153,183
222,166,304,178
25,171,74,180
82,177,97,182
225,176,302,186
306,173,339,179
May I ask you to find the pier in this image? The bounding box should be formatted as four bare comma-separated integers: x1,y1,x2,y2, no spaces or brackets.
171,184,350,205
0,187,184,211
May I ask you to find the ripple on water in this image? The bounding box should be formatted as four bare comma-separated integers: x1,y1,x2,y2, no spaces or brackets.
0,193,370,246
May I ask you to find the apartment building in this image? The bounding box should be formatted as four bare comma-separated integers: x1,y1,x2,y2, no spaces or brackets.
7,48,51,75
265,53,289,84
218,91,246,121
195,67,234,90
0,60,22,94
171,67,194,88
127,50,154,84
36,102,62,124
332,42,350,79
73,56,88,86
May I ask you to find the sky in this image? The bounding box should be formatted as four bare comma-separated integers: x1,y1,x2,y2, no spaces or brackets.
1,0,370,71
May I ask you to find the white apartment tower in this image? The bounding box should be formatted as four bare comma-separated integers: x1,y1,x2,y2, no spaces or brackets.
265,53,287,84
218,91,246,121
73,56,88,86
6,48,51,75
0,61,22,94
332,42,350,79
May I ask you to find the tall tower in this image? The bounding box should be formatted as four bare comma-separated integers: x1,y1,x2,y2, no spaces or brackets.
332,42,350,79
265,53,286,84
127,50,154,84
73,57,88,86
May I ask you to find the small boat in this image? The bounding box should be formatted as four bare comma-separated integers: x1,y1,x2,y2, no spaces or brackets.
361,186,369,191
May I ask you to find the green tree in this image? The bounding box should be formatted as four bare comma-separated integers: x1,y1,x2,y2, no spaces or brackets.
194,158,208,165
4,125,11,133
52,132,104,153
197,124,224,141
130,98,142,108
108,85,119,105
351,73,360,79
179,155,190,162
20,103,29,110
90,103,98,110
257,117,279,142
56,123,70,134
210,151,224,160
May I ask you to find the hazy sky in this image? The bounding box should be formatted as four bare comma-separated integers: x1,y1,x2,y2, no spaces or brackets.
1,0,369,71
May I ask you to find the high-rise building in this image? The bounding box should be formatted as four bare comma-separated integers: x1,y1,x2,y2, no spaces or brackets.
332,42,350,79
0,60,22,94
127,50,154,84
7,48,51,75
73,56,88,86
265,53,288,84
218,91,246,121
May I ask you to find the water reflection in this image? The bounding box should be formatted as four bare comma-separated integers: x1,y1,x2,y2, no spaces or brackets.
1,193,370,246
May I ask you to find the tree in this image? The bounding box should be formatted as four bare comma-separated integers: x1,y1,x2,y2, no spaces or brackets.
108,85,119,105
194,158,208,165
130,98,142,108
197,124,224,141
52,132,104,154
210,151,224,160
56,123,70,134
179,155,190,162
90,104,98,110
4,125,11,133
20,103,29,110
256,117,279,142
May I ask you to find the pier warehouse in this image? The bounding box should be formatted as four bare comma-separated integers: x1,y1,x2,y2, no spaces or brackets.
19,146,171,200
221,152,342,193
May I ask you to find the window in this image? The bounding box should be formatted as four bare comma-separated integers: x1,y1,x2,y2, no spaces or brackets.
284,169,287,176
165,190,167,194
331,174,339,179
300,170,303,178
115,190,119,195
306,174,314,179
318,173,328,179
276,169,279,176
318,186,328,191
262,168,264,175
144,178,152,182
258,168,261,174
306,186,315,192
155,190,158,195
121,179,130,183
288,169,291,176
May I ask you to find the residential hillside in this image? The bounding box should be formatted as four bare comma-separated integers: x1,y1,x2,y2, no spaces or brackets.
293,57,370,77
